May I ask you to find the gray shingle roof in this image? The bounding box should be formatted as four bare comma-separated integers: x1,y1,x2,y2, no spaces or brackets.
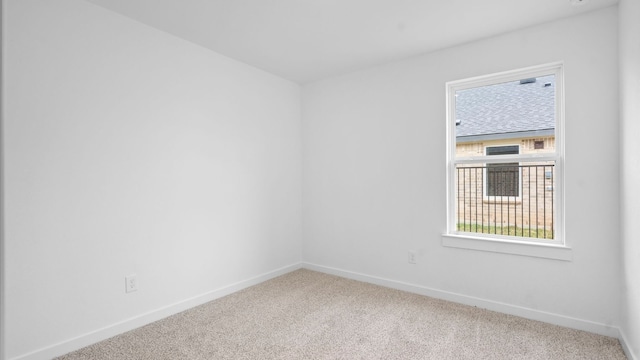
455,75,555,140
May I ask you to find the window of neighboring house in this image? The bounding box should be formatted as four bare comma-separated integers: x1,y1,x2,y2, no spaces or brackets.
486,145,519,197
445,63,565,249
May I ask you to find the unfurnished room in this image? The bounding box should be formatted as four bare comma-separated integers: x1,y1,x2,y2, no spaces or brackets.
1,0,639,359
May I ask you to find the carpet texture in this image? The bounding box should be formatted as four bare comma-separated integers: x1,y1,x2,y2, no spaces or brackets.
57,269,626,359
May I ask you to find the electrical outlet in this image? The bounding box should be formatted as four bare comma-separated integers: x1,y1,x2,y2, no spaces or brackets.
408,250,417,264
125,274,138,293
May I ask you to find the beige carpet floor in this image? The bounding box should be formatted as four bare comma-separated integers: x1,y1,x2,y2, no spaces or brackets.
57,269,626,359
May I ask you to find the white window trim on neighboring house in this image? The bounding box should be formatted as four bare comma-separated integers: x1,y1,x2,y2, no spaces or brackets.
442,62,570,261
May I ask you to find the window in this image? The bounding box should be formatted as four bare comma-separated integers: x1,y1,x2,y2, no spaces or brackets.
445,63,564,249
486,145,519,197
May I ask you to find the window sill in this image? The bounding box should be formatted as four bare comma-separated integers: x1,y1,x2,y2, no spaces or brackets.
441,234,572,261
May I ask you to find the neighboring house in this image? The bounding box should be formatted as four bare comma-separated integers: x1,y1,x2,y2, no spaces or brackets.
455,75,556,237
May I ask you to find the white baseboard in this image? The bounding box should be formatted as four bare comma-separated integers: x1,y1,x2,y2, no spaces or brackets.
619,328,638,360
11,262,302,360
302,262,620,339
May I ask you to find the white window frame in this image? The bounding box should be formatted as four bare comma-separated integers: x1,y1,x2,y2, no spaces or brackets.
443,63,569,260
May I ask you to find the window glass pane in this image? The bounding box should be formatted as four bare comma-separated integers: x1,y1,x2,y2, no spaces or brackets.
486,146,519,156
454,74,556,157
487,163,519,196
455,160,555,239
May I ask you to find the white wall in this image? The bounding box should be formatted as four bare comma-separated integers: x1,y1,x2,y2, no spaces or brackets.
619,0,640,358
1,1,6,358
303,7,620,333
3,0,301,358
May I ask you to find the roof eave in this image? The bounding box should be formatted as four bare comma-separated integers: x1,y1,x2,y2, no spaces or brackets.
456,129,555,143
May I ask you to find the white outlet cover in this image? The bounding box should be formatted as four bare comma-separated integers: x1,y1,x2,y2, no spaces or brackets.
125,274,138,293
408,251,417,264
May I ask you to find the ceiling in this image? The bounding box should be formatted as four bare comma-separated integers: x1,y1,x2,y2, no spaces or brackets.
85,0,618,84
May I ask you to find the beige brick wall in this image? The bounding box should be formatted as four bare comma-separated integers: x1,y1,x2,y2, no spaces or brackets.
455,137,555,237
456,137,555,157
